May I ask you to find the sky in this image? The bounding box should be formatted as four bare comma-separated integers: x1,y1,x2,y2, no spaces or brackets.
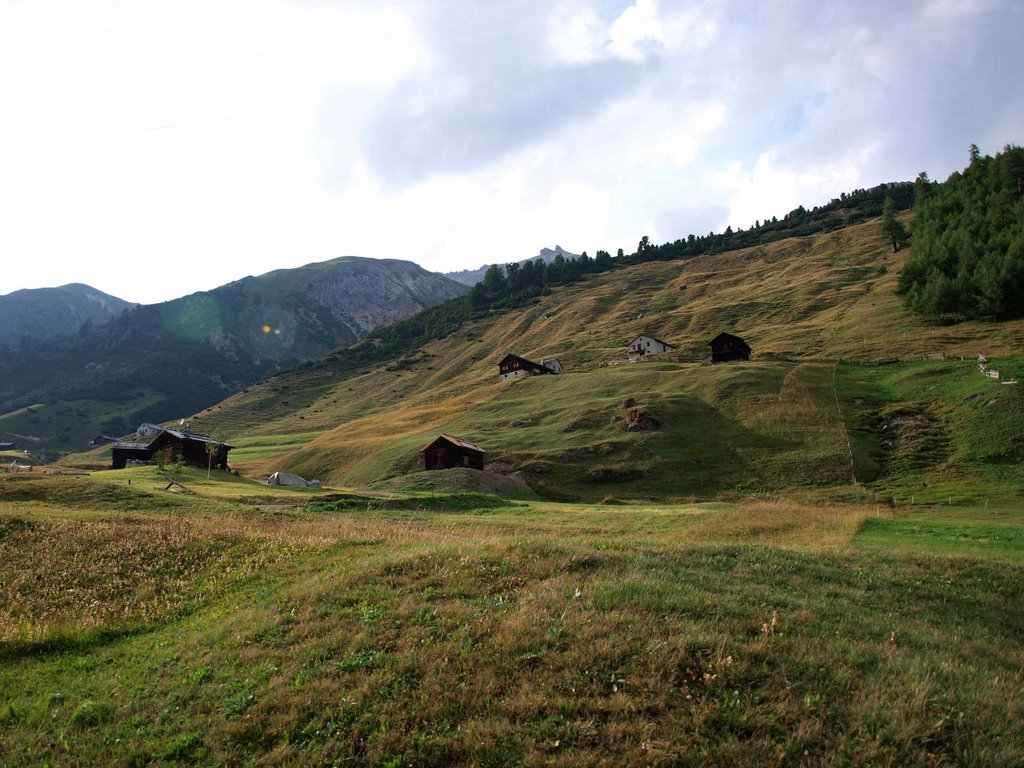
1,0,1022,305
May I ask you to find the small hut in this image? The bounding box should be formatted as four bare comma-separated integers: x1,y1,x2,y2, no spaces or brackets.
538,357,563,374
111,441,154,469
709,332,752,363
420,433,485,471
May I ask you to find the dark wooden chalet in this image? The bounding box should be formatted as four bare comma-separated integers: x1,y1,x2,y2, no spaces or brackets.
149,429,233,470
420,433,485,471
498,353,560,382
111,429,233,470
709,332,752,363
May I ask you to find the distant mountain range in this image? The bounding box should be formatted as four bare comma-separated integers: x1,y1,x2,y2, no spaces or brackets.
444,246,580,286
0,256,467,453
0,283,138,347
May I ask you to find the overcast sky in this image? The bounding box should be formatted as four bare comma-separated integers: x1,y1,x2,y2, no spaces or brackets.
1,0,1021,305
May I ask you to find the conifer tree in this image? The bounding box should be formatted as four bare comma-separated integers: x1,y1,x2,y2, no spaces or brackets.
881,195,910,253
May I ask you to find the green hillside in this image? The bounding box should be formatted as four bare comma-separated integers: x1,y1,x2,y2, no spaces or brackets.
188,216,1023,504
0,257,466,454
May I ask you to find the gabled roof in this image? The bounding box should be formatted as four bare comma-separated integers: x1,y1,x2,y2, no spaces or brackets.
112,441,151,450
420,433,485,454
628,334,675,348
148,429,234,449
499,353,558,373
709,331,750,348
499,352,538,366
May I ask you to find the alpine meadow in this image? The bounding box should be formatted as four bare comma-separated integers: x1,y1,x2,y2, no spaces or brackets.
2,137,1023,767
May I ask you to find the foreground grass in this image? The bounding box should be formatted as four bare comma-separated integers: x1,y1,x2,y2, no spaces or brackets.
1,476,1022,766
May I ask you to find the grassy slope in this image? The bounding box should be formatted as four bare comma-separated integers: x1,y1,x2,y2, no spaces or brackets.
1,474,1022,766
0,392,167,460
189,217,1023,501
837,358,1024,503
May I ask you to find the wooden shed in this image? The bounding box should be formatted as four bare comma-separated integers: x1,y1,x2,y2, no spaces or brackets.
420,433,485,471
111,441,154,470
709,332,752,363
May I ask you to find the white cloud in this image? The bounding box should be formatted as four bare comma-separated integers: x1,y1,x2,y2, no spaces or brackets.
608,0,664,61
0,0,1021,304
546,3,607,64
712,150,865,230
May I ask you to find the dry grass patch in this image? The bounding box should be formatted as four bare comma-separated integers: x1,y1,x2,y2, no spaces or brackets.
0,514,287,647
685,500,871,549
0,507,485,650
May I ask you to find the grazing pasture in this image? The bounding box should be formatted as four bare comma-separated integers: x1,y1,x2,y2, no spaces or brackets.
1,471,1021,766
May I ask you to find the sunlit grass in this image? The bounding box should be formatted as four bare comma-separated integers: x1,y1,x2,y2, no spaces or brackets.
1,473,1022,765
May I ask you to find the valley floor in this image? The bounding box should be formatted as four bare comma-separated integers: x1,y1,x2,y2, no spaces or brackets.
1,471,1022,766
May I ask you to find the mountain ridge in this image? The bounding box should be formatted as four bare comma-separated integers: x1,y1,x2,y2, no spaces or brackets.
0,283,138,347
444,245,580,286
0,256,467,454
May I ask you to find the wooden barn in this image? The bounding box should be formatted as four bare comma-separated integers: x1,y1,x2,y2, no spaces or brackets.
628,335,676,361
498,353,561,382
709,332,752,363
111,429,233,471
420,433,485,471
149,429,233,470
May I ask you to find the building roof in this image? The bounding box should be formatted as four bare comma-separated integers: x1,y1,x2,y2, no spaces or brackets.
112,441,151,450
499,352,538,366
629,335,675,348
499,352,558,373
709,331,750,348
149,429,235,449
420,433,485,454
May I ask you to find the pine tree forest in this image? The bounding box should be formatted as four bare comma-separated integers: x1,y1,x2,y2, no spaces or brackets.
898,144,1024,320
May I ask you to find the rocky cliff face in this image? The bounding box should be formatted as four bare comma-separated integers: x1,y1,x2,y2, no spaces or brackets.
0,284,138,346
174,256,469,365
299,257,467,338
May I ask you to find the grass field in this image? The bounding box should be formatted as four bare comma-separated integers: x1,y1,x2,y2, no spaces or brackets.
1,472,1022,766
